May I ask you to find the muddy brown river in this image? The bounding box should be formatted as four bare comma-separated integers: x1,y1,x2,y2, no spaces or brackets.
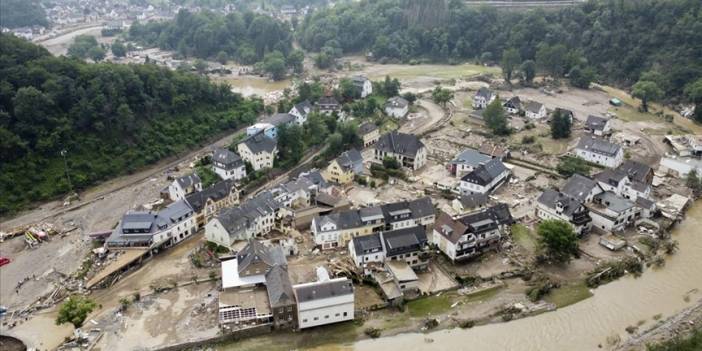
353,202,702,351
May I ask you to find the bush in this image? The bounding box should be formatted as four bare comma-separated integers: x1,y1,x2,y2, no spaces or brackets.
522,135,536,144
459,319,475,329
56,296,97,328
364,327,382,338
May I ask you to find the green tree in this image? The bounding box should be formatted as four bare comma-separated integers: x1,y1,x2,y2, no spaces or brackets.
277,124,304,166
216,51,228,64
431,86,453,107
194,59,208,74
483,98,510,135
315,52,333,69
521,60,536,84
550,109,572,139
686,169,702,198
537,219,579,263
263,50,287,80
56,296,97,328
501,48,521,82
556,156,591,177
67,35,100,59
111,40,127,57
632,80,663,112
684,79,702,124
339,78,360,101
287,49,305,74
88,46,106,61
569,66,595,89
536,43,568,77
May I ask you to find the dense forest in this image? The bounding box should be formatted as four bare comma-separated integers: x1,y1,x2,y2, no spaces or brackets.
0,34,263,215
128,10,293,64
299,0,702,101
0,0,48,28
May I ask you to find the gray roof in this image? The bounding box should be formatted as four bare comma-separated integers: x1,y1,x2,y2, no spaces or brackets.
525,101,544,113
262,113,296,126
562,174,599,203
265,265,295,308
315,197,433,233
237,239,287,275
475,87,494,99
317,96,340,108
176,174,201,189
352,233,383,256
576,136,621,157
358,122,378,135
292,100,312,116
336,149,363,173
385,96,409,109
586,115,609,131
375,131,425,158
294,279,354,303
217,191,281,239
185,179,236,213
298,170,328,189
435,204,513,243
241,133,277,154
594,169,628,187
459,193,488,209
461,158,508,186
382,226,427,257
593,192,634,213
617,160,652,184
381,197,434,223
213,148,243,169
351,75,369,86
108,200,193,244
451,148,491,167
537,189,585,217
504,96,521,109
635,196,655,209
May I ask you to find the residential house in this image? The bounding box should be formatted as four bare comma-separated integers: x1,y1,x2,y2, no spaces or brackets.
280,5,297,15
588,192,636,232
351,75,373,98
238,133,278,171
585,115,612,136
451,193,489,214
536,190,592,235
374,131,427,170
458,158,510,195
348,233,385,268
185,179,239,229
380,197,435,231
574,136,624,168
595,168,651,201
324,149,364,185
265,265,297,330
479,143,511,160
106,200,196,249
380,226,429,270
448,148,492,177
503,96,522,115
270,174,323,209
472,87,496,109
212,148,247,181
525,101,547,119
385,96,409,118
433,204,514,262
246,122,277,139
357,122,380,147
289,100,312,125
293,275,354,329
317,96,341,115
385,261,419,293
561,174,603,204
168,174,202,201
247,113,296,139
618,160,654,184
205,191,282,248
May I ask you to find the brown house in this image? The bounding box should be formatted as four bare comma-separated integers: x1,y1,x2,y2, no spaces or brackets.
265,265,297,329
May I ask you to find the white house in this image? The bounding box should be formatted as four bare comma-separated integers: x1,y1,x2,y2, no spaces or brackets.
351,75,373,98
449,148,492,177
384,96,409,118
585,115,612,136
289,100,313,125
168,174,202,201
588,191,636,232
348,226,429,271
433,204,513,262
458,158,510,195
374,131,427,171
472,87,495,109
212,148,246,181
205,191,281,248
503,96,522,115
536,190,593,236
238,133,278,171
317,96,341,115
293,276,354,329
524,101,547,119
106,200,197,249
575,136,624,168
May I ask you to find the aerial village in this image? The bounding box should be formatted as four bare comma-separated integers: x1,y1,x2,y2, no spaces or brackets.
2,63,702,350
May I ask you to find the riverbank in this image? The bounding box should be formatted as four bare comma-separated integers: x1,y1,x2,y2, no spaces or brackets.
617,299,702,351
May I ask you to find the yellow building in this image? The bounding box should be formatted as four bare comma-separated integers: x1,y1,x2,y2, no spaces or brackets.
358,122,380,147
324,149,363,185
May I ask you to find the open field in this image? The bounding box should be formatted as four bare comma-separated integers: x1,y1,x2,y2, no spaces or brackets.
211,75,292,97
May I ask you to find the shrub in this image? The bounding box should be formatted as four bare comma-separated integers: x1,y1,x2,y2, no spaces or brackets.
56,296,97,328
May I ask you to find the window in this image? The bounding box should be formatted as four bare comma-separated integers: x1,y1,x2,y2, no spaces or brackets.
303,319,308,323
313,317,318,321
343,312,348,317
335,313,340,317
325,315,329,319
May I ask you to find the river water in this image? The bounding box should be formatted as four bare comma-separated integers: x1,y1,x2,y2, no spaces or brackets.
354,202,702,351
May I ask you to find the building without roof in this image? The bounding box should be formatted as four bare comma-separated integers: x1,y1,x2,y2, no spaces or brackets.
433,204,514,262
293,275,354,329
374,131,427,170
574,136,624,168
458,158,510,195
212,148,246,181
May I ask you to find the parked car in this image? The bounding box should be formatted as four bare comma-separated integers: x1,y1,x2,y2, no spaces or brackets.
0,257,11,267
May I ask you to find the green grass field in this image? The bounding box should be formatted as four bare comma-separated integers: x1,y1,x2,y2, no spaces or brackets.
366,63,500,81
544,281,593,308
511,224,538,254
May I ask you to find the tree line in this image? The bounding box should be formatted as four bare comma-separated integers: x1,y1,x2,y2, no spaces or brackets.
0,34,263,215
298,0,702,103
0,0,48,28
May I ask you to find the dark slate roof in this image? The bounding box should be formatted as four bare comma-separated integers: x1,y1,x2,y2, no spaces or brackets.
176,174,201,188
385,96,409,109
504,96,521,109
617,160,652,184
351,75,369,86
317,96,340,107
265,265,295,308
585,115,609,131
593,191,634,213
380,197,434,223
237,239,287,275
434,204,513,244
375,131,425,158
351,233,383,256
262,113,296,126
459,193,488,209
382,226,427,256
562,174,599,203
292,100,313,115
298,170,328,189
525,101,543,113
576,136,621,157
358,122,378,135
336,149,363,173
294,279,354,303
217,191,281,237
461,158,508,186
475,87,494,99
241,133,277,154
185,179,236,213
594,169,628,187
315,210,362,232
451,148,491,167
213,148,243,169
635,196,655,209
537,189,583,216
